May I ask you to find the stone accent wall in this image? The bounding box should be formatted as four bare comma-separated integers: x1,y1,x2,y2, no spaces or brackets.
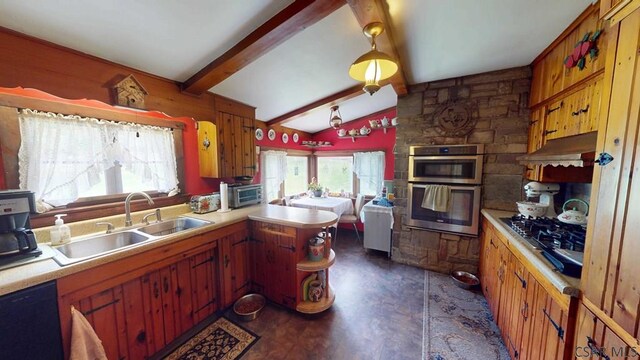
393,66,531,274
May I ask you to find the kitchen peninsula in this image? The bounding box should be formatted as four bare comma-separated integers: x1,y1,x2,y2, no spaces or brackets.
0,204,337,359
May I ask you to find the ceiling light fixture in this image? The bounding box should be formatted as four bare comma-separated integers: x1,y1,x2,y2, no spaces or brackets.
329,105,342,129
349,22,398,96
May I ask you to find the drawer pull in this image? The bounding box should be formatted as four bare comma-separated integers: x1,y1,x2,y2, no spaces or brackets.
514,271,527,288
192,256,215,269
546,102,563,114
543,308,564,340
163,277,169,293
224,254,230,268
587,336,610,360
571,104,590,116
521,302,529,321
83,298,120,316
544,129,558,136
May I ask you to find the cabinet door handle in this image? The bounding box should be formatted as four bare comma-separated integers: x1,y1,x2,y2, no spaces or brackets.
587,336,610,360
544,129,558,136
542,308,564,340
163,277,169,294
571,104,590,116
153,281,160,299
489,238,498,249
514,271,527,288
83,299,120,316
224,254,230,268
546,102,563,114
521,302,529,321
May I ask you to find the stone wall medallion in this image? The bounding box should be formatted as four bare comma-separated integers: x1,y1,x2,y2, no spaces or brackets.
432,100,478,137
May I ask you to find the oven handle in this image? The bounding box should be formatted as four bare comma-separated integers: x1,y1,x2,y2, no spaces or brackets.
410,184,483,191
409,155,483,161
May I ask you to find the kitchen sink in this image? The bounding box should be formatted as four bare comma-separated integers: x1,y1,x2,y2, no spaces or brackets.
53,231,151,265
136,217,211,236
51,217,212,266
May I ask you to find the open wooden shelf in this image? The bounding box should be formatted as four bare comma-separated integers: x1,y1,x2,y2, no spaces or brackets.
371,124,396,134
296,286,335,314
337,134,368,142
297,249,335,271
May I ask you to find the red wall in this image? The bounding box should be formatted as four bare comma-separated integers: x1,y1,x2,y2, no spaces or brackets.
313,108,396,180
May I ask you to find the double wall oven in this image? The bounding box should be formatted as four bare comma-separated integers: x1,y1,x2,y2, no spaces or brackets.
407,144,484,236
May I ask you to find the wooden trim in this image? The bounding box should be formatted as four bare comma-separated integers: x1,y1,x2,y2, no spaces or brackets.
582,297,640,348
181,0,344,94
346,0,408,96
266,85,364,126
0,87,188,129
532,3,601,65
529,71,605,111
255,121,312,139
313,148,387,157
258,146,312,156
29,194,191,228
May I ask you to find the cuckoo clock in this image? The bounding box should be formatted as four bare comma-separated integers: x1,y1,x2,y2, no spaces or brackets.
112,74,148,110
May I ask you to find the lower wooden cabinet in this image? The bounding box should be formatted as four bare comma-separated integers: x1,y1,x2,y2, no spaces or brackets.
56,221,247,359
574,304,636,359
219,228,250,308
480,217,575,359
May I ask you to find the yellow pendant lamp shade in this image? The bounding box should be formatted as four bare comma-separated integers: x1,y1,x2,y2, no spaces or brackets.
349,22,398,95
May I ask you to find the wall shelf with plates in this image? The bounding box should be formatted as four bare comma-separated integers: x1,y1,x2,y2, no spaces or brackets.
337,134,368,142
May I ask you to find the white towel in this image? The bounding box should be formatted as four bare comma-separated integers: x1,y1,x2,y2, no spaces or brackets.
70,306,108,360
421,185,451,212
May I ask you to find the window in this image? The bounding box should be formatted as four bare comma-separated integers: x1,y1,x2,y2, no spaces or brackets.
317,156,353,194
354,151,385,196
284,156,308,196
260,150,287,202
18,109,179,210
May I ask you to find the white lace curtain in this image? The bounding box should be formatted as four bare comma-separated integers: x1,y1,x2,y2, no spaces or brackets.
353,151,385,196
260,150,287,203
18,109,179,210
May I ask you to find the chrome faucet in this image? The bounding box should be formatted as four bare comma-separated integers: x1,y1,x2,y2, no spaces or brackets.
124,192,154,227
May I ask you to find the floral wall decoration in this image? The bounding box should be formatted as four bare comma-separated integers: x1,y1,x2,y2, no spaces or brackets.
564,29,602,70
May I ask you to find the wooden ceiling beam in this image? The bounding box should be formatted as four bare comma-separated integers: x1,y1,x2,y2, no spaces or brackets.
346,0,408,96
266,85,364,126
181,0,344,95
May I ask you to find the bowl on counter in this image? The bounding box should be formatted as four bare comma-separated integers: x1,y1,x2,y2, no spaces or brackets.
450,271,480,290
233,293,266,321
516,201,548,218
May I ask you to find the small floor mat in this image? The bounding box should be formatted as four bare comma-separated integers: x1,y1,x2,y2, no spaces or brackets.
164,317,259,360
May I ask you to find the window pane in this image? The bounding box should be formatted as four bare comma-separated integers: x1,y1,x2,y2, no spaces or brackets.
317,157,353,194
359,176,377,196
285,156,308,196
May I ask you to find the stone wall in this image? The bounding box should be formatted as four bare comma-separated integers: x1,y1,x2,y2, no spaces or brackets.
392,66,531,274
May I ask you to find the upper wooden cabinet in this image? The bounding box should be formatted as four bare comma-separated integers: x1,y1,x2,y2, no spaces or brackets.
600,0,640,24
198,95,256,178
530,4,606,107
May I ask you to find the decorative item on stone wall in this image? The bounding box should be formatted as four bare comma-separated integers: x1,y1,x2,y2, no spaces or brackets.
564,29,602,70
432,100,478,137
111,74,148,109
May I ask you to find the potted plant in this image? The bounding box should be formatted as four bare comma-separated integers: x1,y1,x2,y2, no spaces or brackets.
308,178,323,197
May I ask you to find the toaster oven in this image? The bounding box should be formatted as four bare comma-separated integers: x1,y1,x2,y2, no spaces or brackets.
228,184,262,208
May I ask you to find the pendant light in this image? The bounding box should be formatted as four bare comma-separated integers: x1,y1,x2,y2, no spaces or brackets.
329,105,342,129
349,22,398,96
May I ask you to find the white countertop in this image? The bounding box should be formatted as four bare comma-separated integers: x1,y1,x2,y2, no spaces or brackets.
481,209,580,298
0,204,336,297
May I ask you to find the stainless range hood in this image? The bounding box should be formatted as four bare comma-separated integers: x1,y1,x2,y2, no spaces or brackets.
517,132,597,167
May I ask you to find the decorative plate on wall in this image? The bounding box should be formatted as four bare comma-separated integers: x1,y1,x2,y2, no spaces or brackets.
282,133,289,143
292,133,299,143
255,128,264,141
267,129,276,141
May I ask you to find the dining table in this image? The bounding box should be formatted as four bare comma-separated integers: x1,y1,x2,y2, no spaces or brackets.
289,196,354,221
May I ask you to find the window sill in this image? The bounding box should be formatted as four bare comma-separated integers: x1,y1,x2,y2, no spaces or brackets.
30,194,191,228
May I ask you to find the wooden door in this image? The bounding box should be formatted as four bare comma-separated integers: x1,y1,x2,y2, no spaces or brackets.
197,121,219,178
218,112,235,178
235,115,255,177
504,258,530,360
544,98,565,140
518,271,539,360
581,77,603,133
190,246,218,323
574,304,633,359
274,234,298,309
525,106,545,180
542,42,567,100
583,9,640,327
250,225,267,294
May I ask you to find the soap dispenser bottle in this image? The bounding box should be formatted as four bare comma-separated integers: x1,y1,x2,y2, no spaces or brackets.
50,214,71,246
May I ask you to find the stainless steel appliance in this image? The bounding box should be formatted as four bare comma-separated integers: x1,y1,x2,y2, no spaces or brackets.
409,144,484,184
228,184,262,208
500,215,584,277
0,190,41,266
407,144,484,236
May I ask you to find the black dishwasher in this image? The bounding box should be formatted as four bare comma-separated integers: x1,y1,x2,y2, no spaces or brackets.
0,281,63,360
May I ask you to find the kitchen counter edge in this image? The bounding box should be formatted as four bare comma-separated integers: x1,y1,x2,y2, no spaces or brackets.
481,208,581,298
0,204,337,297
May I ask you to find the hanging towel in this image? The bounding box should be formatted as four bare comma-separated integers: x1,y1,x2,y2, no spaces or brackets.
421,185,451,212
70,306,108,360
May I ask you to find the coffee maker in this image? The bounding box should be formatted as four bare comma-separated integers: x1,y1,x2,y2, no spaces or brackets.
0,190,41,266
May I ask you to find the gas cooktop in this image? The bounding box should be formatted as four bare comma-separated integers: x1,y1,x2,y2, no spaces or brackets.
500,215,585,278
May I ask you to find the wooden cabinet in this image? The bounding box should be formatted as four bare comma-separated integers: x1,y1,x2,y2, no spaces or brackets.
600,0,640,24
250,221,335,313
56,222,247,359
214,96,256,178
480,218,576,360
219,228,250,308
581,6,640,351
574,304,635,359
197,121,219,178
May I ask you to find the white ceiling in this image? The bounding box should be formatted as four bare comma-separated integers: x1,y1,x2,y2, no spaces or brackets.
0,0,593,133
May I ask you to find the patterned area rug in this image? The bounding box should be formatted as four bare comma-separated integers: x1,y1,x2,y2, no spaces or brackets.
423,271,510,360
165,317,259,360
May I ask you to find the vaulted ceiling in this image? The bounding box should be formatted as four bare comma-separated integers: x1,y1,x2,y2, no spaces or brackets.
0,0,592,133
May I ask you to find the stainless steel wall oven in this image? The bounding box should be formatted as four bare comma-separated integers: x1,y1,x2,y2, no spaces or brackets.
406,144,484,236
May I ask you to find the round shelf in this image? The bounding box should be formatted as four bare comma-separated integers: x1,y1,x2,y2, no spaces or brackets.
297,249,335,271
296,286,335,314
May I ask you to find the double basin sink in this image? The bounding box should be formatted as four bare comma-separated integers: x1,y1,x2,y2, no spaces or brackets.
52,217,212,266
